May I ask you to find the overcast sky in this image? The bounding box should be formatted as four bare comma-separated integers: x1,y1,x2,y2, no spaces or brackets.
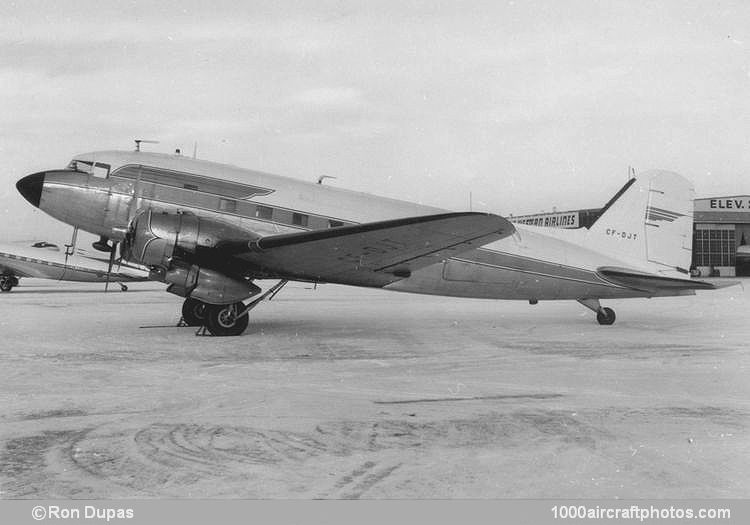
2,0,749,242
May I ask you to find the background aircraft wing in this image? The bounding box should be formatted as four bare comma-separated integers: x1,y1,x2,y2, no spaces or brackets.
0,247,149,283
0,250,49,279
0,260,33,278
236,212,514,287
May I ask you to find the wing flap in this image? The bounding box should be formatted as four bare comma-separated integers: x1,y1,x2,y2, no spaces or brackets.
238,212,514,286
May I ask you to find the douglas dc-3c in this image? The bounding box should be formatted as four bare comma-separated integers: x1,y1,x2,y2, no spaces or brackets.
15,147,731,336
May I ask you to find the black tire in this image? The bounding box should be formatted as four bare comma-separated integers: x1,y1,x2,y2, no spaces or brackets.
205,302,249,336
596,307,616,325
0,277,13,292
181,297,208,326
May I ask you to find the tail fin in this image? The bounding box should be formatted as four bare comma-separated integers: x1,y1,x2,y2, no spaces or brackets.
586,170,694,276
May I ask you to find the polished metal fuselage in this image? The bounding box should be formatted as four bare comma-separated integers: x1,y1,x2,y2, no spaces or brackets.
30,151,681,301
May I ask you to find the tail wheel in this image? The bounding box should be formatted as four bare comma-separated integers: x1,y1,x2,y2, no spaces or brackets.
181,298,208,326
596,307,616,325
205,302,249,336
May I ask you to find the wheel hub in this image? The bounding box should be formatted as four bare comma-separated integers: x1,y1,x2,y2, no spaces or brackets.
217,305,237,327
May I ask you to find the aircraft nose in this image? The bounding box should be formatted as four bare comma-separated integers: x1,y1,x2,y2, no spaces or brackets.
16,171,45,208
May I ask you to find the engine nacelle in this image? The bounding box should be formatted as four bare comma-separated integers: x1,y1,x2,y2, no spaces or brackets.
149,263,261,304
122,209,261,304
122,209,256,266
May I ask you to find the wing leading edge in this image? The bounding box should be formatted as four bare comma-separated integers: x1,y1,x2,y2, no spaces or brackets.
237,212,514,287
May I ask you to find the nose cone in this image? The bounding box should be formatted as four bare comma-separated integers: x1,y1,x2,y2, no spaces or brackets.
16,171,45,208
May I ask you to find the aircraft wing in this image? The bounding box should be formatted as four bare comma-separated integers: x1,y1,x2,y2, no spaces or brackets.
0,249,48,279
0,245,149,283
597,266,737,292
0,259,33,278
236,212,514,287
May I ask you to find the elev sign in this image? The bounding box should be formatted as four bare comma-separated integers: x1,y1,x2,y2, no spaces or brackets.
694,196,750,212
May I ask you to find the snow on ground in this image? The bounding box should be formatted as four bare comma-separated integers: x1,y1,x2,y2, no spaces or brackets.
1,279,748,498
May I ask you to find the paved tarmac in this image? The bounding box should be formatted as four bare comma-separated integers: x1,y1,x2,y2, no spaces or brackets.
1,279,748,498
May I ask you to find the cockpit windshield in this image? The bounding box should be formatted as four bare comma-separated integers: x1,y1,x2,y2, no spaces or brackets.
67,159,111,178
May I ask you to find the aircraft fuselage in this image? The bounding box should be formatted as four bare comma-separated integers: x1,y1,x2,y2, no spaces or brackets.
15,150,688,302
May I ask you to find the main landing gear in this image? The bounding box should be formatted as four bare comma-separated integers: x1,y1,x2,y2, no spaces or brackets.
181,298,248,335
179,280,288,336
205,302,249,336
577,298,616,326
181,297,208,326
180,298,249,336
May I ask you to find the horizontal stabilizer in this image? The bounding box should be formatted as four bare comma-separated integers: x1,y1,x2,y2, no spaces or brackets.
239,212,514,287
597,266,725,292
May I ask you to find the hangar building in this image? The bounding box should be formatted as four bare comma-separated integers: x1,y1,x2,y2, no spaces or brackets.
510,195,750,277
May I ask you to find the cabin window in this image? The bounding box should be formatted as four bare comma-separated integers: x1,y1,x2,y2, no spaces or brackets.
219,198,237,213
183,183,199,191
255,205,273,220
292,213,309,227
328,220,344,228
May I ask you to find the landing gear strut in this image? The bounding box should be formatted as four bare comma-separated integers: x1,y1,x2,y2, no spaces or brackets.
577,298,616,326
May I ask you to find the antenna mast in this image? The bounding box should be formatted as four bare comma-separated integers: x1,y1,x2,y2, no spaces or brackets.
134,139,160,152
317,175,337,185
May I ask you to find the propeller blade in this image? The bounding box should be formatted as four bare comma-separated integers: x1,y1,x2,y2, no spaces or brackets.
61,226,79,282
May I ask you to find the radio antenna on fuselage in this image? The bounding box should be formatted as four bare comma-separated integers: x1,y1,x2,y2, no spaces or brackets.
134,139,159,152
317,175,337,185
